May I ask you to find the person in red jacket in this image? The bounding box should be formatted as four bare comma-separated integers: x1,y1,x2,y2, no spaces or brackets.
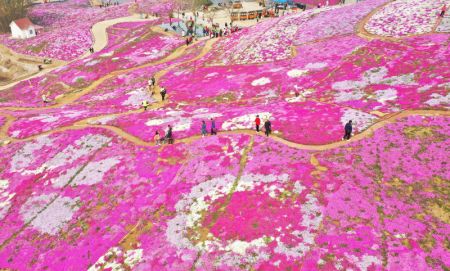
255,115,261,132
440,4,447,17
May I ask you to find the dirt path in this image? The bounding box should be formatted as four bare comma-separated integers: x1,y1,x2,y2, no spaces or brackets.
0,15,156,91
80,14,157,58
1,4,449,152
1,109,448,151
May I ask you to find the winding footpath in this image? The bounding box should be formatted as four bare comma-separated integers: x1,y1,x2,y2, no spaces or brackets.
0,4,449,152
0,14,156,91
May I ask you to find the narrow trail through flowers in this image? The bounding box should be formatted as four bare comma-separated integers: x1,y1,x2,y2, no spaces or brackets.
0,4,449,152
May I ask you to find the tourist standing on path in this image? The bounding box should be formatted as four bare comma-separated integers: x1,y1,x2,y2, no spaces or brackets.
142,100,149,111
42,93,50,104
343,120,353,140
440,4,447,17
154,131,160,145
210,118,217,135
264,119,271,137
255,115,261,132
201,120,207,137
166,125,174,144
160,87,167,101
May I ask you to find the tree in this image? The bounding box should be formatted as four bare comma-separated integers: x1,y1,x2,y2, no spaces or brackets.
0,0,32,33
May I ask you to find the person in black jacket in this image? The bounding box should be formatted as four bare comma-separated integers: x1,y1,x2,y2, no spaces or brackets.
343,120,352,140
264,119,271,137
160,87,167,101
166,125,174,144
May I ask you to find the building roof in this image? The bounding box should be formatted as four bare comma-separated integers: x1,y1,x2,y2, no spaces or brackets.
12,18,34,30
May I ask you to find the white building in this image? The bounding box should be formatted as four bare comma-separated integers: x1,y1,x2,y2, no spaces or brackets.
10,18,36,39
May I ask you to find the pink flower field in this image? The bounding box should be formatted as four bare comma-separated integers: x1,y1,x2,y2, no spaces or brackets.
0,0,449,270
0,0,136,61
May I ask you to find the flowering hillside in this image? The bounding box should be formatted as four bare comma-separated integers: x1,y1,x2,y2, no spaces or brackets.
0,0,449,270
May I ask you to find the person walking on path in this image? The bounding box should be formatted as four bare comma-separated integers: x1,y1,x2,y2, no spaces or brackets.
440,4,447,17
149,76,156,94
264,119,272,137
142,100,150,111
255,115,261,132
210,118,217,135
343,120,353,140
201,120,207,137
166,125,174,144
160,87,167,101
154,131,161,145
42,92,51,104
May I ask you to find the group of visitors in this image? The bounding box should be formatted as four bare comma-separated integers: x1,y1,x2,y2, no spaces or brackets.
254,115,272,137
201,118,217,137
148,111,353,146
154,125,174,145
147,75,166,101
99,0,119,8
203,23,240,38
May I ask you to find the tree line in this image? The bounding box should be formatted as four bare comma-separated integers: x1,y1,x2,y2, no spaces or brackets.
0,0,32,33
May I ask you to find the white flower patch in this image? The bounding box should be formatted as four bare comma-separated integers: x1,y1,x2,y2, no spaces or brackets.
340,109,378,132
417,85,433,93
173,119,192,132
436,15,450,32
222,112,272,131
100,52,114,57
333,67,416,96
10,135,53,173
0,179,16,220
122,87,153,107
287,69,308,78
72,76,86,83
20,193,79,235
425,93,450,107
205,72,219,78
28,110,86,123
10,130,21,138
145,116,191,132
225,237,267,256
380,73,417,86
251,77,271,86
45,134,112,170
49,166,81,188
257,88,278,99
438,82,450,89
363,67,388,84
51,157,121,188
166,174,321,263
85,59,100,66
88,247,144,271
334,89,365,102
166,110,185,117
374,88,397,104
28,114,60,123
344,253,382,271
332,80,368,91
192,108,209,114
192,113,223,120
88,92,117,102
305,62,328,70
274,194,322,258
88,115,117,125
365,0,446,37
166,174,237,250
